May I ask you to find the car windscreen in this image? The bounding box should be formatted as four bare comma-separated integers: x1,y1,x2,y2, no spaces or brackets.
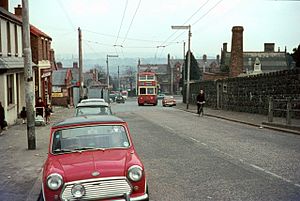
52,125,130,153
76,106,112,116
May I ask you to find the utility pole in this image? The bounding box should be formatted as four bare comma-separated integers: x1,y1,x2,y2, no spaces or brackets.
118,66,120,92
171,25,191,109
78,27,83,99
22,0,36,150
186,25,191,109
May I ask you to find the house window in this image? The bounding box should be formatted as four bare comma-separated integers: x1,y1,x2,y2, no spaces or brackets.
45,40,48,60
7,21,11,56
7,74,15,104
223,83,227,93
14,24,18,56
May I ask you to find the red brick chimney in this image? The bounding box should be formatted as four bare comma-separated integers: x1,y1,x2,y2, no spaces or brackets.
229,26,244,77
0,0,9,11
14,4,22,17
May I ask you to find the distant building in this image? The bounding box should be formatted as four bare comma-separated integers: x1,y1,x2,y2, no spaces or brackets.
203,26,292,81
138,55,181,94
51,68,73,107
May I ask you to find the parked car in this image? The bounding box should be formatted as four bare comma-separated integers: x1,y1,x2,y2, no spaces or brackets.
162,96,176,107
116,95,125,104
80,98,106,103
109,93,117,102
41,115,149,201
75,102,113,116
157,93,165,100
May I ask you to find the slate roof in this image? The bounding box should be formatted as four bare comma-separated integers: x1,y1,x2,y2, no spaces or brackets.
138,64,169,74
30,25,52,40
52,69,68,85
0,56,24,70
243,52,288,73
222,51,289,73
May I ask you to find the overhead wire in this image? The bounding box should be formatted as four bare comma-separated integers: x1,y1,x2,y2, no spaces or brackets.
56,0,76,30
121,0,142,46
114,0,129,45
157,0,210,48
166,0,226,46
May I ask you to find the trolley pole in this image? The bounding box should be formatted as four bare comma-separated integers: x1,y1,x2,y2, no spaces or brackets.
22,0,36,150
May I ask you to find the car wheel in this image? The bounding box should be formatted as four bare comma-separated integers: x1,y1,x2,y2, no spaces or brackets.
38,191,44,201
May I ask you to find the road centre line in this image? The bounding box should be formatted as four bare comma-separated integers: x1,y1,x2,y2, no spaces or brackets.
186,135,300,189
164,125,174,131
189,137,200,143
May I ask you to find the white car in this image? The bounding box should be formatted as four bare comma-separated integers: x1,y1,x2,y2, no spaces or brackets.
75,102,113,116
80,98,106,103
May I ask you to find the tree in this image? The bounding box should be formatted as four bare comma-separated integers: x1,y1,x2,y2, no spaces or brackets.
291,44,300,67
182,51,200,82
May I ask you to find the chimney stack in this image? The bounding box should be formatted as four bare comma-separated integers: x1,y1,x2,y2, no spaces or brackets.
0,0,9,11
203,54,207,62
229,26,244,77
264,43,275,52
73,62,78,69
14,4,22,17
216,55,220,65
223,43,228,52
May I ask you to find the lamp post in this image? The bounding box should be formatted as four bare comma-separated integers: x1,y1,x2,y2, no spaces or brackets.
171,25,191,109
106,54,118,89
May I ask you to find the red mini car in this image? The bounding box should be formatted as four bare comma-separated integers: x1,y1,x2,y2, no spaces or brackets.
41,115,148,201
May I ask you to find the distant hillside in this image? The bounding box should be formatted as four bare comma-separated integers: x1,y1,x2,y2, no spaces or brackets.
56,56,168,75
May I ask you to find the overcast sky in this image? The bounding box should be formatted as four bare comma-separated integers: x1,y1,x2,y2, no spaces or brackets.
8,0,300,60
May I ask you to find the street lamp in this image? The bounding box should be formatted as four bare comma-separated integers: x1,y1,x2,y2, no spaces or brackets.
106,54,118,89
171,25,191,109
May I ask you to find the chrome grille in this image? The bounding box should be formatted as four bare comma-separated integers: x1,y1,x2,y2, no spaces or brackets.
61,177,132,200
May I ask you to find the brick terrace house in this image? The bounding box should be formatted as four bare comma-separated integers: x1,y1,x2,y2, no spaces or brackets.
14,4,54,104
51,68,73,107
0,3,25,125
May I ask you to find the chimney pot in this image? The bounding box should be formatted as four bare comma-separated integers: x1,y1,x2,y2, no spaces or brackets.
14,4,23,17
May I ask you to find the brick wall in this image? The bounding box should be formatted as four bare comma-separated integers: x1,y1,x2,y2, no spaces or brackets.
189,69,300,117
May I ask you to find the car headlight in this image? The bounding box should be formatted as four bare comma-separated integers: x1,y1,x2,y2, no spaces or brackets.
71,184,85,198
127,165,143,182
47,173,63,190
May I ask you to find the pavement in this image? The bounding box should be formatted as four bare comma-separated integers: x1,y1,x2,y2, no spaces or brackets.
0,106,74,201
0,101,299,201
175,102,300,135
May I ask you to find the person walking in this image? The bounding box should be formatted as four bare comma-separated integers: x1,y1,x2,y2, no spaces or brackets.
45,104,53,124
35,97,45,117
20,107,27,124
0,102,6,133
197,89,205,116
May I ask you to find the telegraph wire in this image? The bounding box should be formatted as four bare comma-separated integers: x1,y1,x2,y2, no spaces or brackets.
82,29,179,44
157,0,210,48
115,0,129,45
121,0,142,45
56,0,76,30
166,0,225,46
192,0,225,26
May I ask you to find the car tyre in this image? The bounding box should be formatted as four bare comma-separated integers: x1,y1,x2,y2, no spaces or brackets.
38,191,44,201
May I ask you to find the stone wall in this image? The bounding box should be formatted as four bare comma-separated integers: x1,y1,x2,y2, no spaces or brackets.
189,69,300,117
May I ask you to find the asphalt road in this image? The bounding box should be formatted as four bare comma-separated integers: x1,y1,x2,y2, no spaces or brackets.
112,97,300,201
